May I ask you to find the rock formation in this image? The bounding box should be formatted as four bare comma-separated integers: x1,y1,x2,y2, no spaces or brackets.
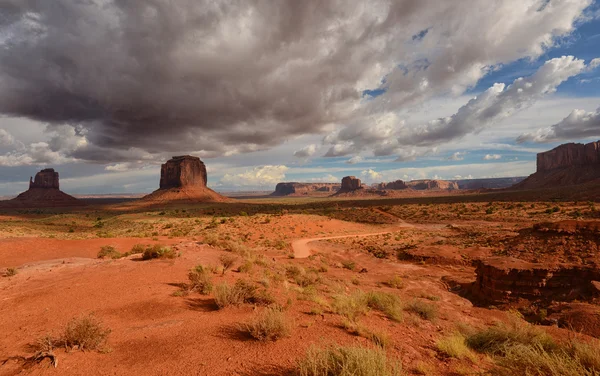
406,179,459,190
160,156,207,189
453,177,525,190
375,180,408,190
2,168,82,207
340,176,362,191
142,155,228,203
514,140,600,190
29,168,60,189
272,182,341,196
472,257,600,306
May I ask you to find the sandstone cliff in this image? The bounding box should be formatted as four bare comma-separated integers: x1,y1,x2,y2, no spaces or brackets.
340,176,362,191
272,182,341,196
142,155,228,203
514,140,600,190
2,168,82,207
375,180,408,190
406,179,459,190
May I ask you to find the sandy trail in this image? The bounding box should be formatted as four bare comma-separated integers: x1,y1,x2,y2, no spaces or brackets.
292,223,414,259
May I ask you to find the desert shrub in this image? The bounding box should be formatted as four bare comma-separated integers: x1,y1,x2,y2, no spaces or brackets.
141,244,176,260
237,260,254,273
366,292,403,322
341,260,356,271
188,265,213,294
219,254,237,274
385,275,404,289
213,279,273,309
129,244,146,254
465,320,600,375
295,272,320,288
97,245,121,259
243,308,291,341
405,300,438,321
63,314,111,351
465,321,556,355
297,345,401,376
436,333,476,361
332,291,369,322
4,267,17,277
285,264,305,279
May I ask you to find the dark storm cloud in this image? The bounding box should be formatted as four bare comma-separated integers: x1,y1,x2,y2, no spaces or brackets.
0,0,594,164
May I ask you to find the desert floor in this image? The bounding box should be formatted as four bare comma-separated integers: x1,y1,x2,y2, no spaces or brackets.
1,193,599,375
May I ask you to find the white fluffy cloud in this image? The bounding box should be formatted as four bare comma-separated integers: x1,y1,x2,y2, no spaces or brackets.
0,129,15,146
448,151,466,161
294,144,318,158
484,154,502,160
219,165,289,187
361,168,383,182
517,106,600,143
324,56,593,159
346,156,364,164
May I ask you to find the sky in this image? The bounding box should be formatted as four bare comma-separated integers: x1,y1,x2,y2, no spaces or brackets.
0,0,599,195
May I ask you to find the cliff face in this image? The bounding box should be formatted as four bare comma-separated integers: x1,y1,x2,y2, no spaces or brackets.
340,176,362,191
29,168,60,189
272,182,341,196
159,155,207,189
406,179,459,190
375,180,408,190
514,140,600,190
537,141,600,171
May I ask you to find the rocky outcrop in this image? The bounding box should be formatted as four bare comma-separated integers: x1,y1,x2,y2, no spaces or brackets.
453,177,525,190
340,176,362,191
375,180,408,190
2,168,82,207
514,140,600,190
141,156,228,203
160,155,207,189
537,141,600,171
406,179,459,190
29,168,60,189
272,182,341,196
472,257,600,305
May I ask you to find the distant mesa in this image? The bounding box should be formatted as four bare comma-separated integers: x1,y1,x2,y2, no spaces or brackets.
272,182,341,196
514,140,600,190
340,176,363,191
1,168,82,208
406,179,459,191
141,155,228,203
375,180,408,190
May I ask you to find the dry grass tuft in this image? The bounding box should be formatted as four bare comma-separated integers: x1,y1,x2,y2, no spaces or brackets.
297,344,401,376
219,254,237,274
436,333,477,361
97,245,121,259
243,308,292,341
141,245,176,260
188,265,213,295
404,300,438,321
62,314,111,351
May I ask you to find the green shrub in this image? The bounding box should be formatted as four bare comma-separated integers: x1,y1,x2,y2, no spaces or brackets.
243,308,291,341
332,291,369,322
97,245,121,259
297,345,401,376
405,300,438,321
188,265,213,294
141,245,176,260
129,244,146,254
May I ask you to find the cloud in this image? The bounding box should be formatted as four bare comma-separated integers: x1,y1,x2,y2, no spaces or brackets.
448,151,466,161
516,106,600,143
484,154,502,160
219,165,288,187
0,0,592,164
361,168,382,182
0,129,15,146
346,156,364,164
323,56,592,159
294,144,317,158
308,174,339,183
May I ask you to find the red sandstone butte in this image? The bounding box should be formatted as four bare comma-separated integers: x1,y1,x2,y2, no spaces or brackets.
142,155,228,203
1,168,82,208
272,182,341,196
340,176,362,191
515,140,600,190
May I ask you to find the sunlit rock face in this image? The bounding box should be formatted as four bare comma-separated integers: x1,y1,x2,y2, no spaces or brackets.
159,156,207,190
